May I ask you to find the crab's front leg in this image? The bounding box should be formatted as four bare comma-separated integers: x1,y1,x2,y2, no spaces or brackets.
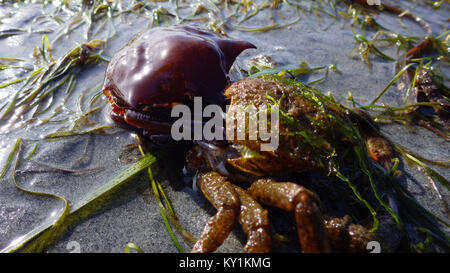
232,185,271,253
248,179,331,253
192,172,240,253
192,171,272,253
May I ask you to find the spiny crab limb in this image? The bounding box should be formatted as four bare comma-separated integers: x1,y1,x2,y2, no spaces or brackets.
192,171,271,253
247,179,331,253
232,185,271,253
192,172,240,253
191,170,385,253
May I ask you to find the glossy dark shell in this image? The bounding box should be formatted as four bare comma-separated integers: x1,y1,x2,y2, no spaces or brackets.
103,25,256,109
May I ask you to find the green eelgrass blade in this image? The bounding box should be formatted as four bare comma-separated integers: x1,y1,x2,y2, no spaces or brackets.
0,76,27,89
24,143,38,161
44,125,112,139
10,178,70,253
2,153,156,253
353,141,402,229
1,67,45,120
136,141,185,252
391,181,450,251
335,170,379,232
148,166,185,253
0,138,22,180
156,179,197,246
125,242,144,253
354,34,396,62
71,153,156,212
1,138,70,253
371,63,416,105
402,151,450,191
157,182,176,219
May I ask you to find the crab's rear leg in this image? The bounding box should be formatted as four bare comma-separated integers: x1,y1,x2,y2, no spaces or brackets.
192,172,240,253
248,179,331,253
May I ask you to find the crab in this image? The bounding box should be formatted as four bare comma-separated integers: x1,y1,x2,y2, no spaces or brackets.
102,25,255,134
183,76,398,253
102,26,401,253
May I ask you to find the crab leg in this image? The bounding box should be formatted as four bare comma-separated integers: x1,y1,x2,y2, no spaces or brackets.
192,172,240,253
232,185,271,253
248,179,331,253
123,109,172,134
324,215,376,253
